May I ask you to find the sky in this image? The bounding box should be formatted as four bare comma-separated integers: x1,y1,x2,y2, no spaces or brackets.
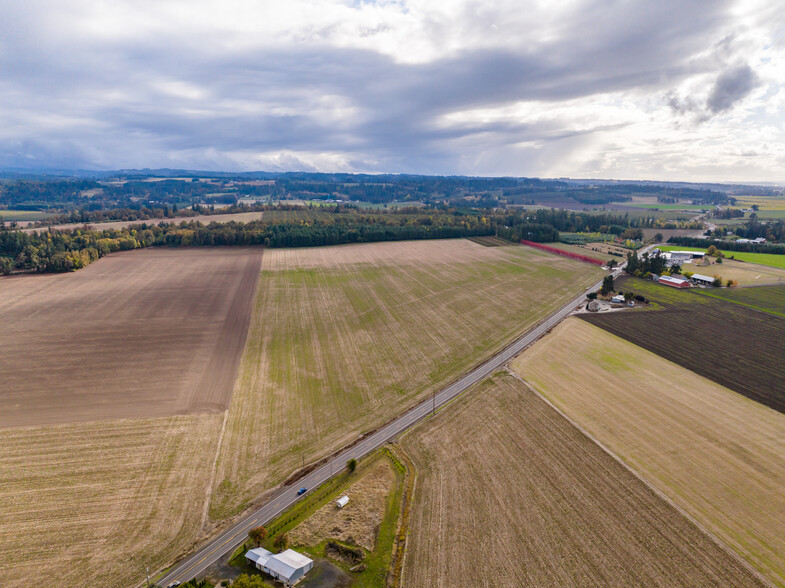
0,0,783,182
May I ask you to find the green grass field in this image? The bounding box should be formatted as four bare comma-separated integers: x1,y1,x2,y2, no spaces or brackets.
660,245,785,269
699,285,785,318
209,239,604,519
0,210,54,221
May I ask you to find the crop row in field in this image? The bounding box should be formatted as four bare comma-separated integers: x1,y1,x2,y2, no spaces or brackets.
581,277,785,413
0,413,223,588
401,370,763,587
0,247,262,427
209,239,604,519
660,245,785,269
512,319,785,585
699,284,785,317
512,318,785,585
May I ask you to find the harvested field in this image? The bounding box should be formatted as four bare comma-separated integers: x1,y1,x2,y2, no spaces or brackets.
512,318,785,585
21,210,265,233
684,258,785,285
210,239,603,518
290,459,395,552
0,413,223,588
581,277,785,413
466,235,513,247
401,371,763,587
0,247,262,426
700,283,785,317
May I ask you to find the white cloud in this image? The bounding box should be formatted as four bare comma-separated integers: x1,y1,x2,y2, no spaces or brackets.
0,0,782,181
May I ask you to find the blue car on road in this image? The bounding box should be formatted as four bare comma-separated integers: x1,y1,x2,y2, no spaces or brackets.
297,487,307,495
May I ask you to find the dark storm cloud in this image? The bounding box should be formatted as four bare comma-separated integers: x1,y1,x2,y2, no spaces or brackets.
0,0,757,173
706,63,760,113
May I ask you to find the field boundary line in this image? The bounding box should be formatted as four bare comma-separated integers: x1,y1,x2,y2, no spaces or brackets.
504,366,775,588
202,409,230,531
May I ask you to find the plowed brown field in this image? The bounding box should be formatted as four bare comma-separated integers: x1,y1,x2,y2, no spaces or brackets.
210,239,604,518
402,372,765,588
513,318,785,585
0,247,262,427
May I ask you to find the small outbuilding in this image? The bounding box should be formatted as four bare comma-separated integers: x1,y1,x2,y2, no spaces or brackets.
336,495,349,509
658,275,691,289
611,294,626,304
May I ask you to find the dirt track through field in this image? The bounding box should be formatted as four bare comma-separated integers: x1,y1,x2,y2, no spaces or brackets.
0,247,262,427
402,372,765,588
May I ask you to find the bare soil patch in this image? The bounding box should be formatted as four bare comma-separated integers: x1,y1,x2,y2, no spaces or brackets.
402,371,763,587
513,318,785,584
0,247,262,427
290,459,395,551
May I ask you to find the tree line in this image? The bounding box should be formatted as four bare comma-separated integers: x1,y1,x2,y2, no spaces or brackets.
0,211,496,274
668,235,785,254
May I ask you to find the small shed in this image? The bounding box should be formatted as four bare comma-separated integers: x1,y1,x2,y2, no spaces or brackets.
336,495,349,509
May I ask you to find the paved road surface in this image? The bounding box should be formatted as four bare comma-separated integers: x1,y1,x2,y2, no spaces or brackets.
154,264,626,587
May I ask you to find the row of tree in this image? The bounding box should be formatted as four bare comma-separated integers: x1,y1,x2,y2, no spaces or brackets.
668,235,785,254
0,211,499,274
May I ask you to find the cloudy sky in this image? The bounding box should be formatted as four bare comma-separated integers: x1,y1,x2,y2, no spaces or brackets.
1,0,783,181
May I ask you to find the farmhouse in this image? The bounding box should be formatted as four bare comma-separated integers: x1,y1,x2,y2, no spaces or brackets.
611,294,626,304
246,548,314,586
690,273,715,286
658,275,691,289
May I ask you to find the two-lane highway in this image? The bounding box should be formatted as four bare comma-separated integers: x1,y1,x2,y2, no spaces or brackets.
155,264,626,587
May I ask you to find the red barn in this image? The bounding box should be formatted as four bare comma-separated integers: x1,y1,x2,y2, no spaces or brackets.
658,275,691,288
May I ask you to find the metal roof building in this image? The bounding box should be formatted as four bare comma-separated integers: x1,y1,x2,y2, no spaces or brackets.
690,273,715,285
658,275,691,289
246,547,314,586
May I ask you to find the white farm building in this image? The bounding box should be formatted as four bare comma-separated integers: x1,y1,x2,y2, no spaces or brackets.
246,547,314,586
